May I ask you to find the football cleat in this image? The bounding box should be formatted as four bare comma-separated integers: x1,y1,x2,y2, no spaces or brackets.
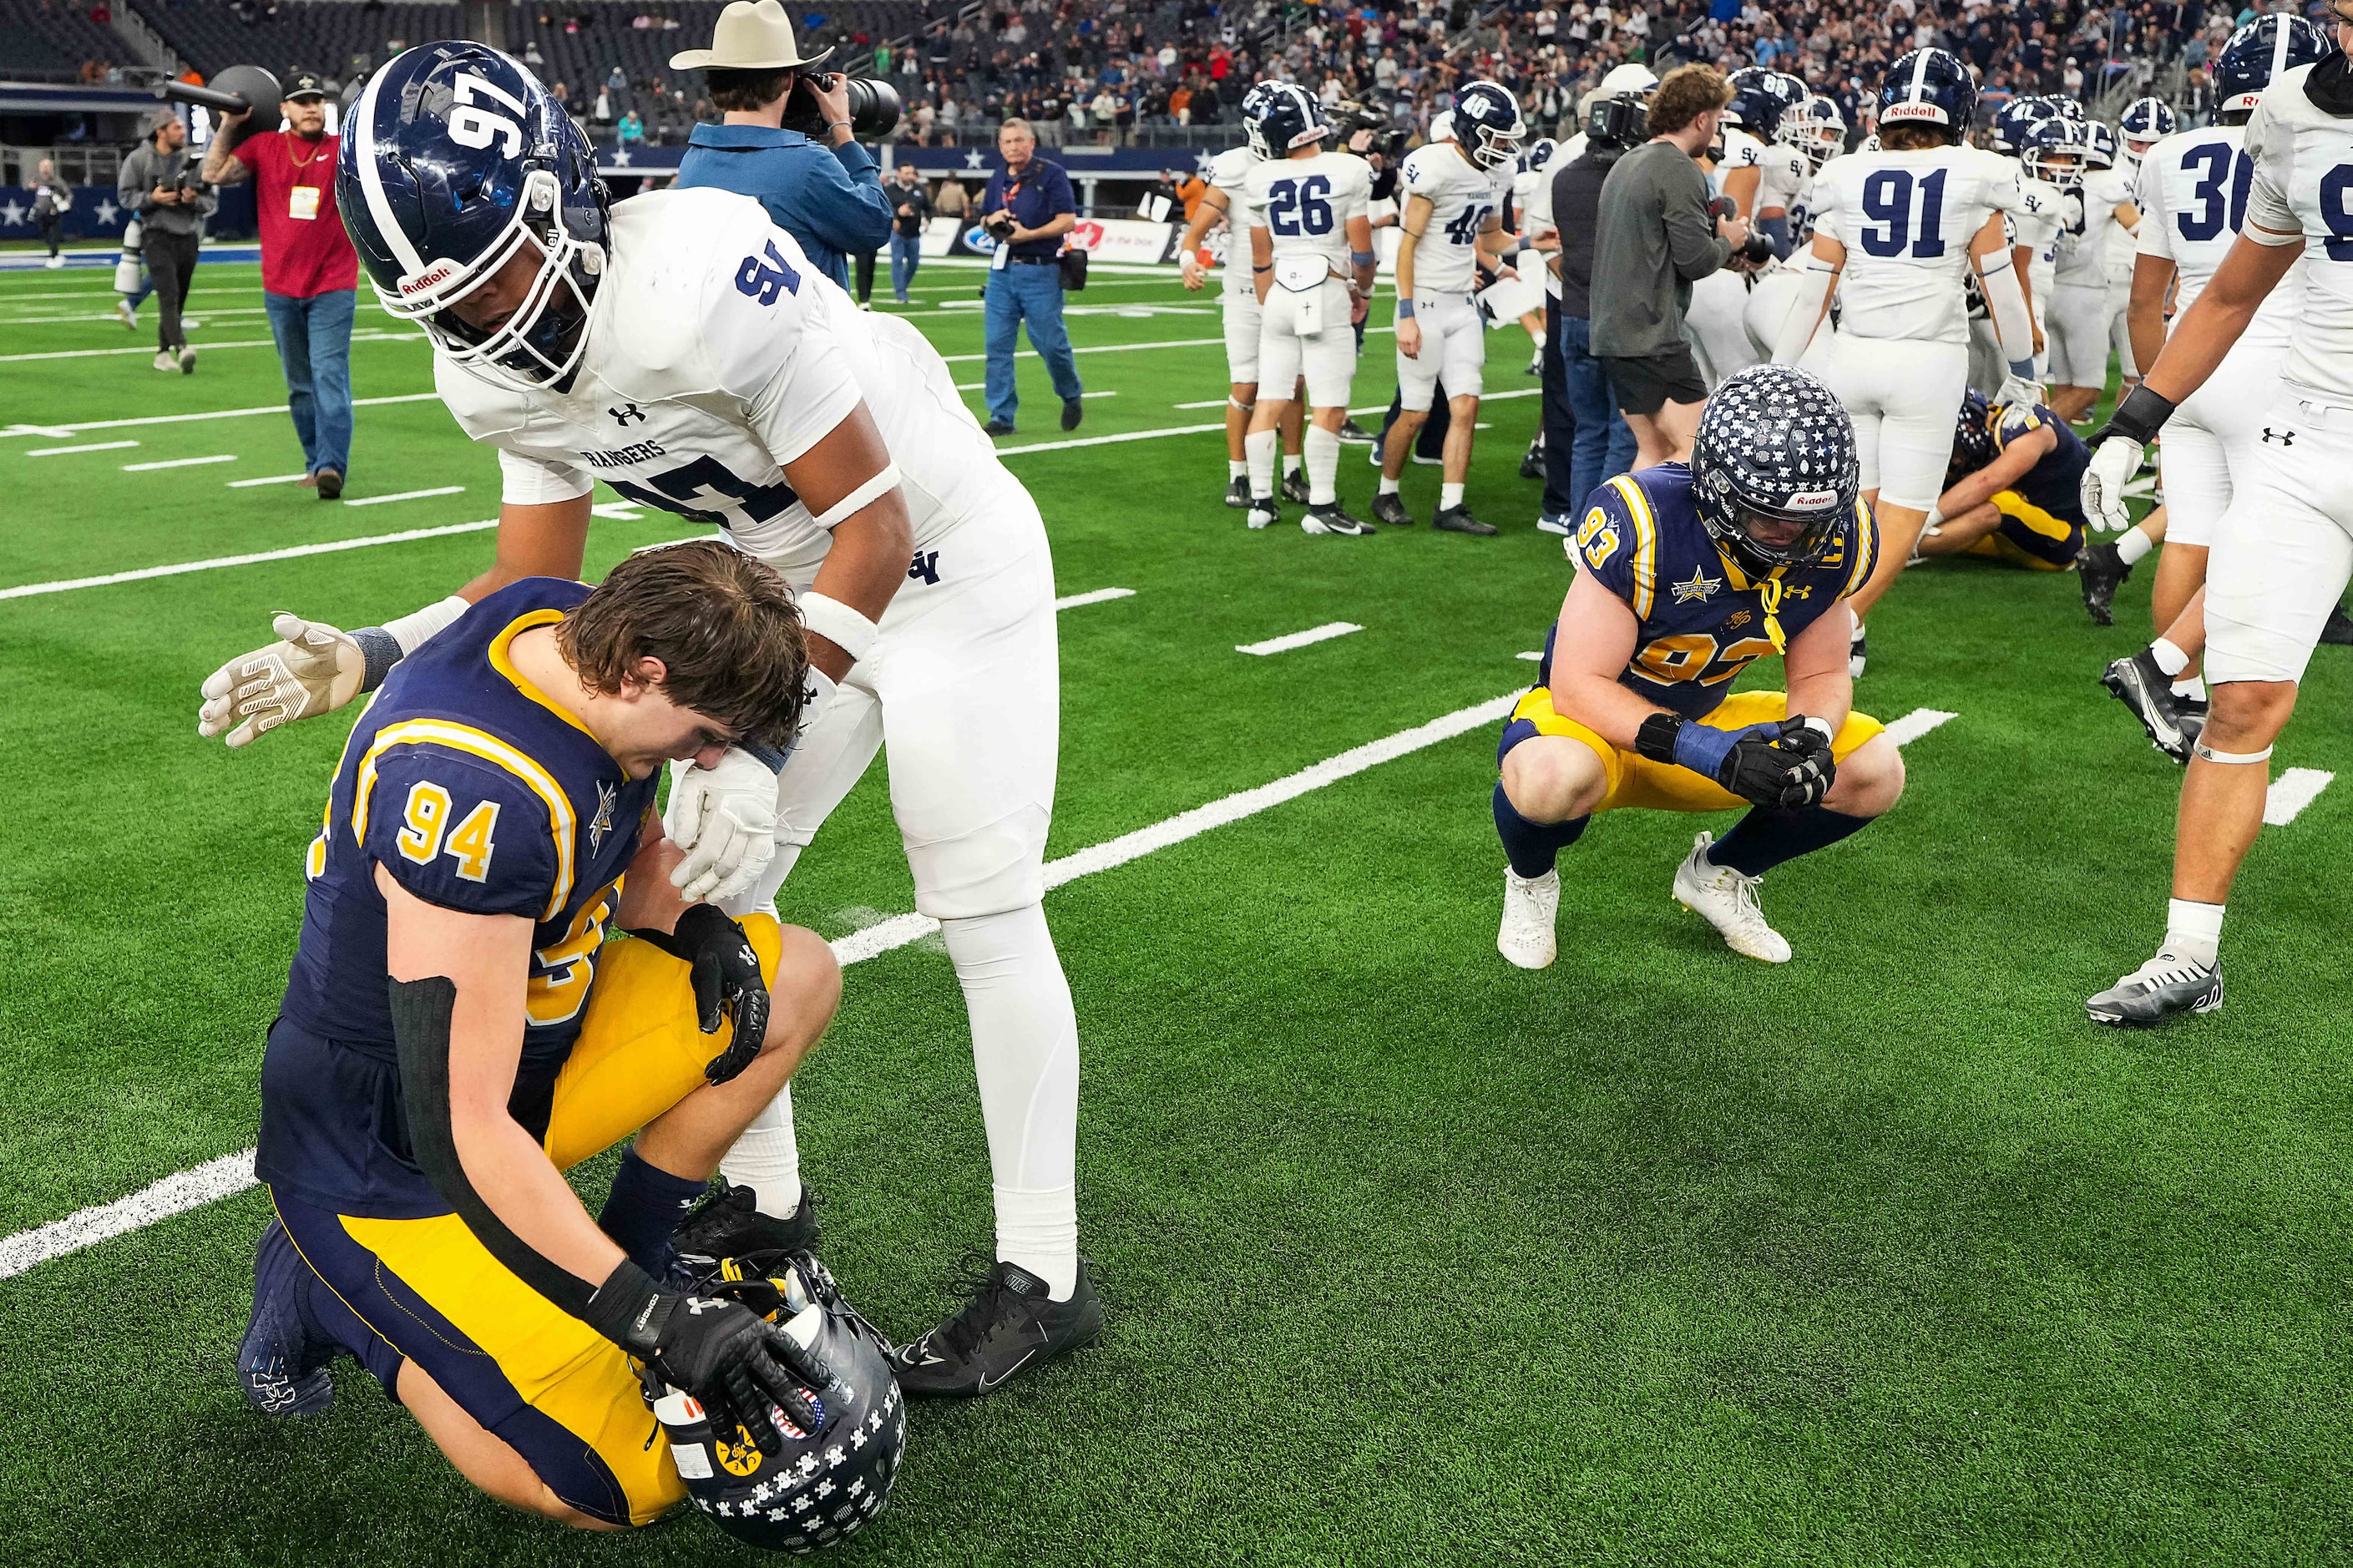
1526,346,1544,376
1536,513,1574,536
2322,601,2353,646
1848,620,1867,680
2076,538,2131,626
238,1218,340,1417
1433,503,1498,536
1223,475,1252,509
1301,501,1374,535
1246,498,1280,530
2102,648,2194,763
1672,831,1792,964
2086,949,2224,1026
1520,438,1544,479
670,1181,821,1279
1336,417,1377,444
1497,867,1560,969
1281,469,1312,504
1370,491,1414,528
889,1256,1103,1397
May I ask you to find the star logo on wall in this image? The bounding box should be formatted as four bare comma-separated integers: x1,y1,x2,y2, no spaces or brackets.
610,144,634,166
0,200,26,227
94,198,119,225
963,148,987,169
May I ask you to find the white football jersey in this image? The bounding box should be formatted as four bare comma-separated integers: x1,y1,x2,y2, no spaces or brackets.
1399,142,1508,293
1814,144,2026,344
2235,63,2352,397
2009,173,2066,300
1206,144,1261,293
1789,160,1837,243
2054,169,2135,287
1243,150,1374,275
443,189,996,586
2107,149,2144,284
1710,125,1768,208
1529,134,1585,299
1756,140,1812,216
2138,122,2305,338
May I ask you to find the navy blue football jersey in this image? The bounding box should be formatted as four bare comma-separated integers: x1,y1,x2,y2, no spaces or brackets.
1987,402,2090,529
1566,463,1877,719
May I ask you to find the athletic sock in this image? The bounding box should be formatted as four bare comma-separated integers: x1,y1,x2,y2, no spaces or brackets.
2164,898,2225,968
2173,675,2208,702
1706,806,1874,878
2117,526,2154,566
2151,637,2190,677
1283,453,1303,477
717,1084,803,1220
1227,459,1247,480
1304,425,1341,506
1493,781,1587,878
1244,427,1278,502
1378,475,1402,496
1441,481,1465,510
599,1145,710,1276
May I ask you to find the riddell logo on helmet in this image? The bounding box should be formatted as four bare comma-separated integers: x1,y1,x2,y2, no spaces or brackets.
400,262,459,296
1881,102,1947,122
1784,489,1839,510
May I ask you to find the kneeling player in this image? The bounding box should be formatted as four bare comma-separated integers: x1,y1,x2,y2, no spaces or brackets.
238,544,898,1545
1915,392,2089,572
1492,365,1905,967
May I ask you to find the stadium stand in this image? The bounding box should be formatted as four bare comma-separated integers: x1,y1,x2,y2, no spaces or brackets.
1,0,144,83
127,2,459,83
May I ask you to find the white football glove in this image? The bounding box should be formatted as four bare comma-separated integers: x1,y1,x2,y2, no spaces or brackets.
197,613,368,749
1992,372,2045,412
665,746,780,906
2082,434,2143,534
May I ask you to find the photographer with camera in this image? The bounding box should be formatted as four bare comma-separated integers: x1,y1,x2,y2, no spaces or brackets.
671,0,893,293
977,118,1083,437
1590,65,1753,467
119,108,213,374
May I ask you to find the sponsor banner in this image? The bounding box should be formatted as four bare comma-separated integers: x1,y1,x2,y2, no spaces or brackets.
928,215,1180,264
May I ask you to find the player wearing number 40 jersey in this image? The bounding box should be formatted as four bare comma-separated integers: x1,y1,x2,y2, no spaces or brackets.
195,43,1100,1399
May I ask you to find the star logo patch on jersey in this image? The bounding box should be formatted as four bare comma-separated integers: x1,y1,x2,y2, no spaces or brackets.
1672,564,1722,604
589,780,617,856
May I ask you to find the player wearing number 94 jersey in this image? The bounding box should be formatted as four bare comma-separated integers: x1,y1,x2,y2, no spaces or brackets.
1491,366,1905,972
197,42,1101,1396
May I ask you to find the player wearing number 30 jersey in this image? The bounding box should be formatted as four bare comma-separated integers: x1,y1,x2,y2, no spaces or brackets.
195,42,1101,1400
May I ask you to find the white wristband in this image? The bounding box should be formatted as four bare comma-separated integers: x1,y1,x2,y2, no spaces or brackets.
811,462,903,530
383,594,470,655
797,590,880,663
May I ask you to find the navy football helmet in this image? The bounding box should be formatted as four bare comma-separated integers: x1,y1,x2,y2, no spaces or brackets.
2086,121,2118,169
2118,95,2178,146
1725,68,1809,142
1244,81,1327,159
1877,48,1976,144
1987,96,2052,156
1688,365,1860,576
2215,15,2330,118
1781,94,1847,170
338,43,607,389
2022,115,2091,190
1519,136,1557,175
1453,79,1526,169
1948,390,1997,481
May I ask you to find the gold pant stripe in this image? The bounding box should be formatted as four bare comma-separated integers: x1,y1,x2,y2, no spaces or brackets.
1509,688,1885,814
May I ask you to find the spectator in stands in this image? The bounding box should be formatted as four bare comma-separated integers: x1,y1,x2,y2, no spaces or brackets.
28,159,71,270
670,0,893,291
886,161,931,303
119,109,210,375
617,107,645,143
201,71,357,498
977,117,1082,437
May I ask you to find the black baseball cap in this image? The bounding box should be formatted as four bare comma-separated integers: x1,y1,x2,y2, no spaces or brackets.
284,70,329,102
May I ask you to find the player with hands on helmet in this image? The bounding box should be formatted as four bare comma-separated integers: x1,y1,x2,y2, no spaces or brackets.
1490,363,1905,973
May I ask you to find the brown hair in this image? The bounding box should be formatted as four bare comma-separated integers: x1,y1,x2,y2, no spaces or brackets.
1646,64,1731,138
1879,123,1946,150
559,539,808,748
706,66,794,112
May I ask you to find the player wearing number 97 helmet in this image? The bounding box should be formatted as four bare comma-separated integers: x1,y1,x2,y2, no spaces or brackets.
197,40,1102,1397
1492,364,1905,973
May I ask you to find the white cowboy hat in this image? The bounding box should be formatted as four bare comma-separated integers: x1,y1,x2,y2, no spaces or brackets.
670,0,833,72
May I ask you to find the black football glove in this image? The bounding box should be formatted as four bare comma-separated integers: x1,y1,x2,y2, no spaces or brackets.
590,1261,830,1455
630,904,770,1085
1718,717,1838,809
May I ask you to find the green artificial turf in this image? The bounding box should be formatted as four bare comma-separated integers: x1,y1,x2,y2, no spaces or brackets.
2,253,2350,1566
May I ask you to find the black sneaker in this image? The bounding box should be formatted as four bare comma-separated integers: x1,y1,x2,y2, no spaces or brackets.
2103,648,2194,763
670,1181,821,1276
1519,438,1544,480
1281,469,1312,504
2086,949,2224,1026
981,419,1016,437
1301,500,1374,536
2077,538,2131,626
1369,491,1413,528
1222,475,1252,509
889,1256,1102,1397
2323,601,2353,646
1061,397,1084,432
1335,417,1376,444
238,1218,339,1417
1433,503,1498,536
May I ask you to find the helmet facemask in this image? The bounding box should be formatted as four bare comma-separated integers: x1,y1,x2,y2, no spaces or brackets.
382,167,605,392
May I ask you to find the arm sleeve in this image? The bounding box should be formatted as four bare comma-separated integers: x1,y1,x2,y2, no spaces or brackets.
1769,255,1838,363
498,447,595,506
1976,248,2038,371
802,142,897,255
361,749,562,921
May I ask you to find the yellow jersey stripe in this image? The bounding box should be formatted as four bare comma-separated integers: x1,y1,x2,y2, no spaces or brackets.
1607,475,1658,618
488,608,598,740
1844,500,1877,599
353,719,577,920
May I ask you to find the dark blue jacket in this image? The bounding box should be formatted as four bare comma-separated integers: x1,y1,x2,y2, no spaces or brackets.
676,123,895,290
979,157,1077,261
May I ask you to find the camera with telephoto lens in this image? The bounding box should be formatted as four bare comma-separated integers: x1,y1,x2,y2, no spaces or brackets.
779,71,903,140
1708,195,1776,264
1331,98,1407,161
1585,90,1649,150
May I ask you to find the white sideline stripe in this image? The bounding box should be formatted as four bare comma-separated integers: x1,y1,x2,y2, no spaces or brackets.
1238,621,1364,656
124,454,236,472
2264,767,2335,827
0,329,420,364
0,690,1516,1280
1883,708,1959,747
226,473,313,488
343,485,466,508
0,392,443,438
1175,398,1229,409
999,422,1224,456
0,519,501,600
938,326,1399,367
1050,586,1136,609
27,440,137,456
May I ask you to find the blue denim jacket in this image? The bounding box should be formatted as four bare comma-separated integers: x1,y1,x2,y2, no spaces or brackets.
675,124,895,291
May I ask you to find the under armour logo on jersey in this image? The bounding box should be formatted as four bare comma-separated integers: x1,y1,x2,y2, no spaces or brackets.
907,550,941,585
2261,427,2295,445
610,402,645,426
735,240,803,306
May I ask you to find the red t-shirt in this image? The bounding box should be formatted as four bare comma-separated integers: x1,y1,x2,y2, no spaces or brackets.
235,129,359,298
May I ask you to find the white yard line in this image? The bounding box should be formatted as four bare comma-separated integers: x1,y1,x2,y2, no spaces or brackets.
998,422,1225,457
124,454,236,472
2264,767,2335,826
27,440,137,457
343,485,466,508
0,392,444,438
226,473,313,488
1237,621,1364,656
0,519,502,601
0,689,1518,1281
1050,586,1136,609
1883,708,1959,747
1516,650,1542,661
0,330,421,364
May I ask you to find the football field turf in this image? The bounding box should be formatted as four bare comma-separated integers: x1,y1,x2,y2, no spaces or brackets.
3,253,2351,1565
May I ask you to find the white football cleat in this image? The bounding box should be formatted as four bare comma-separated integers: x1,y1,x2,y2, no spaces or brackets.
1672,832,1791,964
1497,867,1560,969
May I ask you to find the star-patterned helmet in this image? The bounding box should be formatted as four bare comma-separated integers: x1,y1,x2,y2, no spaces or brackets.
1947,389,1997,483
647,1252,906,1554
1688,364,1860,575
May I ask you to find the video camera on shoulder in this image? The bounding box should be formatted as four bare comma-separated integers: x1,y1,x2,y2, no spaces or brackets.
1331,98,1406,161
779,71,904,140
1586,90,1649,151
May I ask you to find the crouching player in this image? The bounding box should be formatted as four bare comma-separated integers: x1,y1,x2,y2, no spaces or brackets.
1492,365,1905,967
1915,392,2091,576
238,543,896,1544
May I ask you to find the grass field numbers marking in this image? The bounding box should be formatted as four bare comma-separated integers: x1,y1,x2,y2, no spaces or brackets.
2264,768,2335,827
